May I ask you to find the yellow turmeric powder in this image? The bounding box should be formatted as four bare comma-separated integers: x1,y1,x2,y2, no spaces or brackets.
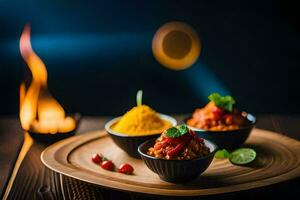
112,105,172,135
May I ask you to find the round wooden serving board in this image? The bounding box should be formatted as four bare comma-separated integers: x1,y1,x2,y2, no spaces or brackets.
41,128,300,196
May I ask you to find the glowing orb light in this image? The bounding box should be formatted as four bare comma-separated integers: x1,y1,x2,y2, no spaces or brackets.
152,21,201,70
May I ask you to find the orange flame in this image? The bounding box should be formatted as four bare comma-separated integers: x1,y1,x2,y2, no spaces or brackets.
19,25,75,133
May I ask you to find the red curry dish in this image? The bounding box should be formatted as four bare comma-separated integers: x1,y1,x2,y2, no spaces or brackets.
147,125,210,160
187,93,251,131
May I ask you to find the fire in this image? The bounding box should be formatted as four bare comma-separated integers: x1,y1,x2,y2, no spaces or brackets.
19,25,75,134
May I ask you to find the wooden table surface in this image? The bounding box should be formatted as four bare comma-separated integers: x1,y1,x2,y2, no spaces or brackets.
0,115,300,200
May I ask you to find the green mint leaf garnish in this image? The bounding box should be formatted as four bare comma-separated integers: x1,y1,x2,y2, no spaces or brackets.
166,124,189,138
178,124,188,135
208,93,235,112
136,90,143,106
214,149,230,159
165,127,180,138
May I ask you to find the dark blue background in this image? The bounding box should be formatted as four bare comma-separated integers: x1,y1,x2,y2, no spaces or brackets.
0,0,299,116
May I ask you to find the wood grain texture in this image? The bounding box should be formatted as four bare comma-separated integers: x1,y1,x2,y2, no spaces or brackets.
0,118,24,198
2,116,300,199
41,128,300,196
4,117,109,200
7,142,64,200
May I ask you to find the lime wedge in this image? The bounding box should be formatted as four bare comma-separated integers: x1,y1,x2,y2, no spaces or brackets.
214,149,230,159
229,148,256,165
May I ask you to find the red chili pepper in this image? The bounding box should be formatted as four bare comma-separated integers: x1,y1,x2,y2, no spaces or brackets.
168,137,187,145
154,137,169,150
154,137,183,150
189,129,196,137
166,143,186,157
118,163,134,175
154,141,169,150
195,137,204,143
189,128,205,143
182,133,193,142
167,134,193,157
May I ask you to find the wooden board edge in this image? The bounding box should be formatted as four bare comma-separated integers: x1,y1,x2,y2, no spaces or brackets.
40,128,300,196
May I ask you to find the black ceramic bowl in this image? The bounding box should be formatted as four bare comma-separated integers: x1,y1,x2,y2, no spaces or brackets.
105,114,177,158
185,113,256,150
138,138,217,183
27,113,81,144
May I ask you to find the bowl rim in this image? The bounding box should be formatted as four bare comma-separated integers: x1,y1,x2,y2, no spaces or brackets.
138,137,218,162
104,113,177,138
184,113,257,133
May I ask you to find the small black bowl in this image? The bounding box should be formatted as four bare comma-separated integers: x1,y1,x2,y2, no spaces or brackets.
186,113,256,150
27,113,81,144
105,114,177,158
138,138,218,183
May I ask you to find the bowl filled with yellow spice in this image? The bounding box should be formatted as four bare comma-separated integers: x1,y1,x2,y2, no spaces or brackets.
105,90,177,158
